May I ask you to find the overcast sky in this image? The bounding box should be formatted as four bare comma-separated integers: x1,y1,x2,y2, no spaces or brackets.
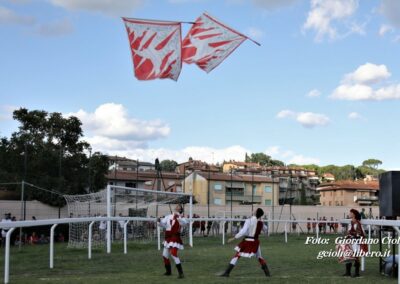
1,0,399,169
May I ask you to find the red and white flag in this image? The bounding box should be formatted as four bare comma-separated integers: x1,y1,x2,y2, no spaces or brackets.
122,18,182,81
182,13,247,73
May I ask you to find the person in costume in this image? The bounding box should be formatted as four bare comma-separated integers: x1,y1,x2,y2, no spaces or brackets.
158,204,187,278
220,208,270,277
342,208,367,277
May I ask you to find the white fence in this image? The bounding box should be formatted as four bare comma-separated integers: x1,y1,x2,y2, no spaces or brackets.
1,217,399,284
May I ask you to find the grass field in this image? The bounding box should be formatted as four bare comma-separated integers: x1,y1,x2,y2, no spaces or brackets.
0,235,397,283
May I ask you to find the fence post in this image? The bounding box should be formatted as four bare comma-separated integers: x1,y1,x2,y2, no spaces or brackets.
123,220,129,254
50,224,58,268
88,221,95,259
4,228,16,284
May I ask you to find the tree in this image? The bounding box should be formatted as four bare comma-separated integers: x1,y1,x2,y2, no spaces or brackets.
247,152,284,167
362,159,382,169
0,108,109,206
160,159,178,172
248,153,271,166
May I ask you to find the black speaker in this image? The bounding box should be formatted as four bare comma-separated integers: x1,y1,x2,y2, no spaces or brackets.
379,171,400,217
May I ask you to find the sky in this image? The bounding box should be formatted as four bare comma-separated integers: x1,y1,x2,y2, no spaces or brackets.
0,0,400,169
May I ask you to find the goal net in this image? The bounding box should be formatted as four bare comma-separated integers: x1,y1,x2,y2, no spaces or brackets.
64,185,193,248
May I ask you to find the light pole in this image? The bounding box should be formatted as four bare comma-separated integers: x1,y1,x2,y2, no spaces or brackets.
230,167,233,235
271,170,275,234
58,145,62,192
207,164,210,218
251,170,254,213
19,143,27,250
88,146,92,193
22,142,27,220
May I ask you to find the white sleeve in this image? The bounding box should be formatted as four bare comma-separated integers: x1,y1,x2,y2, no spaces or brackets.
158,216,168,228
234,219,249,239
262,223,268,233
178,216,188,225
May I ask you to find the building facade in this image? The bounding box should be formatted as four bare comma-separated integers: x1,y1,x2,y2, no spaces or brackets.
317,180,379,207
183,171,278,206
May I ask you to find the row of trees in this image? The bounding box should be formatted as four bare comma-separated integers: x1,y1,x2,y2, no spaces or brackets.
157,152,384,180
291,160,384,181
0,108,109,206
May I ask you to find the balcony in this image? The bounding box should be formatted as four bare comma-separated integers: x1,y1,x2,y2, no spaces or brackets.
225,195,262,203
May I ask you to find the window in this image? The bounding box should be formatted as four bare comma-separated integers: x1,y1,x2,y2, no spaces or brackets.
125,182,136,188
264,199,272,206
214,198,222,205
264,186,272,193
214,184,222,191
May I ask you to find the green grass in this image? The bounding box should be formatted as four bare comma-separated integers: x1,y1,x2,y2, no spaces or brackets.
0,235,397,284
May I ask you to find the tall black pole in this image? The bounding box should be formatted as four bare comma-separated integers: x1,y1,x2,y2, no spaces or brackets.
88,146,92,216
19,143,27,250
58,145,63,219
271,170,275,234
58,145,62,196
136,159,139,188
114,155,117,181
182,165,186,193
136,159,139,210
230,168,233,235
23,142,27,220
251,171,254,213
207,165,210,218
88,147,92,193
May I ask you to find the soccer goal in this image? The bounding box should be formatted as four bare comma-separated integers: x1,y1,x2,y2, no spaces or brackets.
64,185,193,249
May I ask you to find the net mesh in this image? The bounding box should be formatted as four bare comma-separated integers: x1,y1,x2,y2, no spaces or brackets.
64,186,191,248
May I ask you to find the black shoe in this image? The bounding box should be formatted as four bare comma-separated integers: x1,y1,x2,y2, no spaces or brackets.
220,264,234,277
176,263,184,279
352,262,360,277
164,264,172,276
343,263,352,277
261,264,271,277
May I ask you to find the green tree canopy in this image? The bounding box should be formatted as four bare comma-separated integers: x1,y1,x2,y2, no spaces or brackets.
0,108,109,206
362,159,382,169
160,159,178,172
247,152,284,167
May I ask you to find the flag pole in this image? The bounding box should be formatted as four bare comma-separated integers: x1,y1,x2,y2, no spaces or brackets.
122,17,195,25
243,36,261,46
202,12,262,46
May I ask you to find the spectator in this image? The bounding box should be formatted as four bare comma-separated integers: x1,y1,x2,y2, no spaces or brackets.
312,218,316,234
329,217,335,233
334,220,339,234
292,219,297,232
307,218,311,234
29,232,39,244
200,220,206,237
1,213,12,247
57,233,65,242
360,208,366,219
206,220,212,236
212,218,220,236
